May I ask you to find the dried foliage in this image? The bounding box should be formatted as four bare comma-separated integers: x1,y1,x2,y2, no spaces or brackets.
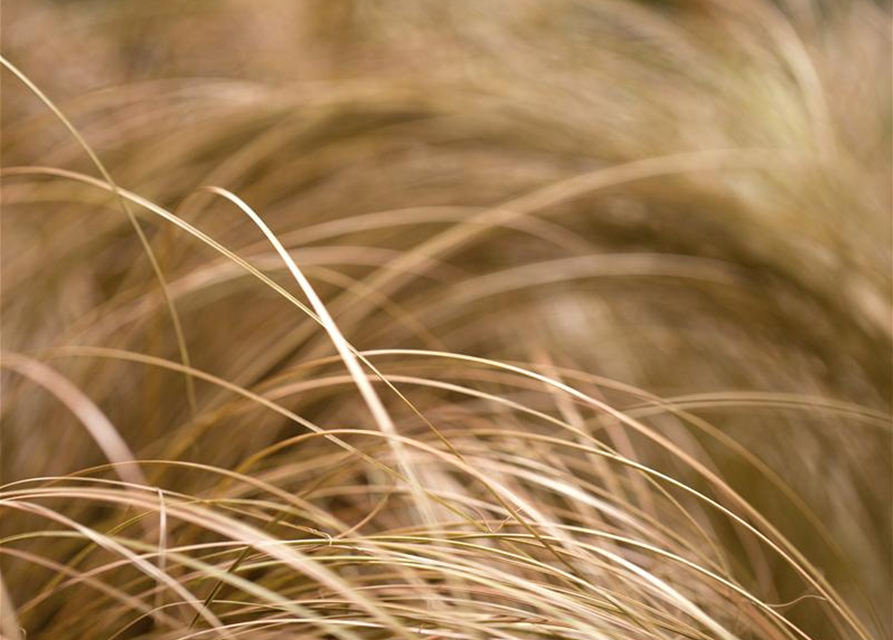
1,2,890,640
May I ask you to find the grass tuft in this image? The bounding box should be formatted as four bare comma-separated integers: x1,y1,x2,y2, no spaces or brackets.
1,2,890,639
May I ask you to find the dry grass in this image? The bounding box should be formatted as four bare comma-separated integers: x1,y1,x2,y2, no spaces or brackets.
0,1,890,639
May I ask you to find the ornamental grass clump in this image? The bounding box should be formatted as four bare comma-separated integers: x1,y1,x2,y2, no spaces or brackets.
0,2,890,639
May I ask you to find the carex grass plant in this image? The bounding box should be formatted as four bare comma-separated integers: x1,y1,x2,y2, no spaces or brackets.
0,1,890,639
